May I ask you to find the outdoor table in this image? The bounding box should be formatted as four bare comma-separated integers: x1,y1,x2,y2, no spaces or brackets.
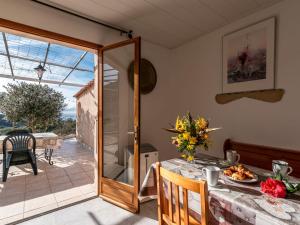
0,132,59,165
139,154,300,225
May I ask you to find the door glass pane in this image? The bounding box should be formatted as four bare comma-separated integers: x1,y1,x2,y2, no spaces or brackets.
103,44,135,185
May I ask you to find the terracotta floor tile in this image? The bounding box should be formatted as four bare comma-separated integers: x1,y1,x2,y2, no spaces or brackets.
25,188,52,200
25,174,48,184
26,180,50,192
68,172,89,181
71,178,93,187
48,175,71,186
50,182,73,193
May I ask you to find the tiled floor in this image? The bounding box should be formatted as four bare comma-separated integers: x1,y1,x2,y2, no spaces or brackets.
0,138,97,225
18,198,158,225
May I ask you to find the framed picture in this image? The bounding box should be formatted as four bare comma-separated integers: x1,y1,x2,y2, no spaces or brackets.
222,17,275,93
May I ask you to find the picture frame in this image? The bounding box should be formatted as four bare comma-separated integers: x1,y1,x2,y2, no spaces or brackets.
222,17,275,93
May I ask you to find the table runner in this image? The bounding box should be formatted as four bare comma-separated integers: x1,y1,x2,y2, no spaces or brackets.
139,155,300,225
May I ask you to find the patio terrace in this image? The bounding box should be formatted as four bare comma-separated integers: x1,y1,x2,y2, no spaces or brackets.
0,138,97,224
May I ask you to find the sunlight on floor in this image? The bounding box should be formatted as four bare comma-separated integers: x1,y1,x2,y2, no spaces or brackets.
19,198,158,225
0,138,97,224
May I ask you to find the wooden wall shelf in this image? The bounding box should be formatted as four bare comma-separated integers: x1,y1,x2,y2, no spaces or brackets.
215,89,284,104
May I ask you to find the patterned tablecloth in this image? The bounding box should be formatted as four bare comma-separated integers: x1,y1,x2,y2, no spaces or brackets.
0,132,58,153
139,154,300,225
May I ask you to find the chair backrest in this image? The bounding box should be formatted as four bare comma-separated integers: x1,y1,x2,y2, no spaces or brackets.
3,133,36,153
156,162,209,225
6,129,30,135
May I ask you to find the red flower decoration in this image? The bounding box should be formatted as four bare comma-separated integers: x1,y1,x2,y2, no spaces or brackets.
260,178,287,198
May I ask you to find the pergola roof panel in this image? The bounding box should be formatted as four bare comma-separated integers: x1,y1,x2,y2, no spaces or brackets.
77,52,94,71
11,57,36,77
47,44,85,67
65,70,94,84
6,34,48,61
0,35,5,54
43,63,72,81
0,55,11,75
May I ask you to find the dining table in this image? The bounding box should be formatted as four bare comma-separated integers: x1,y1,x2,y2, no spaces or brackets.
139,154,300,225
0,132,59,165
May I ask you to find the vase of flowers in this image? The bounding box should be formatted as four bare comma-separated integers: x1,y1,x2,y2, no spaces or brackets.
165,112,220,163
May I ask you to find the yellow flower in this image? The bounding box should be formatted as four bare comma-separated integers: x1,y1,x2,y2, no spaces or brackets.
187,155,194,162
175,116,185,132
189,137,197,145
181,154,187,159
176,137,182,145
182,132,190,140
197,117,208,130
175,116,180,130
186,144,194,151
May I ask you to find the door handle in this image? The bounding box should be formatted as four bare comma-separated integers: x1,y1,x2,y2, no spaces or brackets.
134,126,139,144
128,127,139,144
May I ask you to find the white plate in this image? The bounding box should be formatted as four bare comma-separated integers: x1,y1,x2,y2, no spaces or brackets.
225,174,259,183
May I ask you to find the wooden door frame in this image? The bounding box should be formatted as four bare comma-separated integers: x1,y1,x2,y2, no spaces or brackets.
0,18,100,51
98,37,141,213
0,17,102,190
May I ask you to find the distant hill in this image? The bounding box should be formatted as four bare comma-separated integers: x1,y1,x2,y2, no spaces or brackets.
62,112,76,120
0,113,12,128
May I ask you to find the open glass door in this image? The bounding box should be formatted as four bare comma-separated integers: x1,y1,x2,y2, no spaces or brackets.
98,37,140,213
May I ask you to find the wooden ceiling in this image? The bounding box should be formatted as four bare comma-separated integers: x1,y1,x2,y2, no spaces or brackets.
40,0,282,48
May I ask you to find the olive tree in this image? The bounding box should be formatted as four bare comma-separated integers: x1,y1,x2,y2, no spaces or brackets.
0,82,66,132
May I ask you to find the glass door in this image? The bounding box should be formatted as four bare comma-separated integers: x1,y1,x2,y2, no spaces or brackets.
98,37,140,213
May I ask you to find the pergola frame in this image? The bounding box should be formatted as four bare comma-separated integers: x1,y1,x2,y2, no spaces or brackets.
2,32,15,80
0,73,84,87
60,51,88,86
0,31,95,87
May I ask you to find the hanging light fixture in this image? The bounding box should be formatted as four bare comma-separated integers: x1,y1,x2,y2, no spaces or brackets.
34,63,46,82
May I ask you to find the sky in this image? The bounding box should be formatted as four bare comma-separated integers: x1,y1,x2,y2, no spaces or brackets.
0,32,95,120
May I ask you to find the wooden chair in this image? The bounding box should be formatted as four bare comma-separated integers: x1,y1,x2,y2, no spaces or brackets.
156,162,209,225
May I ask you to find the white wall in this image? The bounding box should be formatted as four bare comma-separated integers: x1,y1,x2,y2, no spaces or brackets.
172,0,300,158
0,0,175,160
141,41,179,160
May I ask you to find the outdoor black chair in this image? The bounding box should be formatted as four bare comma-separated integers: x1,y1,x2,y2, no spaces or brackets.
6,129,30,135
2,132,37,182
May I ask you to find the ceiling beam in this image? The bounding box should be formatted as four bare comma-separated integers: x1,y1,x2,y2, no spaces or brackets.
2,33,15,80
59,51,87,85
0,73,85,87
0,52,93,73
